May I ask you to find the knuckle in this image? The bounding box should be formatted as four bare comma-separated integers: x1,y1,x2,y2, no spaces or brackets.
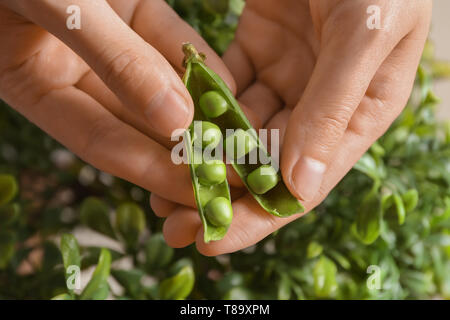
102,48,146,91
312,106,352,134
305,106,353,153
79,117,118,162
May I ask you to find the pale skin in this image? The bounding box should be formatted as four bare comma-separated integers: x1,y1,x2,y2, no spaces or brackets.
0,0,432,256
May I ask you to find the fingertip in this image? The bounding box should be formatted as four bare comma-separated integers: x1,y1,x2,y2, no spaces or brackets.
195,230,226,257
162,207,201,248
150,193,177,218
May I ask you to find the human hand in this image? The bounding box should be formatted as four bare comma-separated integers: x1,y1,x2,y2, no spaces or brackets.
153,0,432,255
0,0,235,206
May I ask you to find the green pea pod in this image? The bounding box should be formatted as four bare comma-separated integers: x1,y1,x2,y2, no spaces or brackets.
80,248,111,300
182,43,303,218
60,234,81,295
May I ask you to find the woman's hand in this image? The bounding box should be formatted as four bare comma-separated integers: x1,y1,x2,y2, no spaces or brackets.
0,0,234,206
154,0,432,255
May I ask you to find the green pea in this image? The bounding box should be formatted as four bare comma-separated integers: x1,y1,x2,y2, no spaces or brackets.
198,121,222,149
247,165,279,195
205,197,233,227
225,129,258,160
199,91,229,118
196,160,227,186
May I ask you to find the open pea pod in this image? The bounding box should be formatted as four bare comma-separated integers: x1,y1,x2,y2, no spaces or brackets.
182,43,304,217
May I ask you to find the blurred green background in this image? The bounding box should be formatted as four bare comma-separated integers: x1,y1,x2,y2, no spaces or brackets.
1,0,449,300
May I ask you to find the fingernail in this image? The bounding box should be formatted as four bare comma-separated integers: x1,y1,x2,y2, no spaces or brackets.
145,90,189,135
291,156,326,202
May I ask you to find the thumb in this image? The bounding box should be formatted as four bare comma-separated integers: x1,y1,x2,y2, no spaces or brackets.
5,0,193,137
281,12,403,202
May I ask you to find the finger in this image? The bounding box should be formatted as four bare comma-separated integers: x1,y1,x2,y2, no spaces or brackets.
5,0,193,137
238,82,283,126
281,18,407,201
75,70,172,149
150,193,178,218
223,41,254,95
131,0,236,94
163,207,201,248
264,108,291,151
1,81,195,207
239,101,262,131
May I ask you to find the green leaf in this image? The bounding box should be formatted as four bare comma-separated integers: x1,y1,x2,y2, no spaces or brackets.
223,287,252,300
80,247,122,269
115,202,146,249
313,256,337,298
145,233,174,272
354,192,382,245
306,241,323,259
277,274,291,300
0,174,18,206
444,121,450,144
159,265,195,300
291,284,305,300
0,230,16,269
80,248,111,300
353,153,382,181
60,234,81,294
111,269,145,299
402,189,419,212
60,234,81,270
201,0,228,14
0,203,20,226
328,250,351,270
51,293,73,300
229,0,245,15
80,197,116,238
216,272,245,294
421,41,434,62
432,61,450,78
392,193,406,225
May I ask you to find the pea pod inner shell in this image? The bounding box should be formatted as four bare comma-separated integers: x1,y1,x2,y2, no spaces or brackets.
183,128,232,243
